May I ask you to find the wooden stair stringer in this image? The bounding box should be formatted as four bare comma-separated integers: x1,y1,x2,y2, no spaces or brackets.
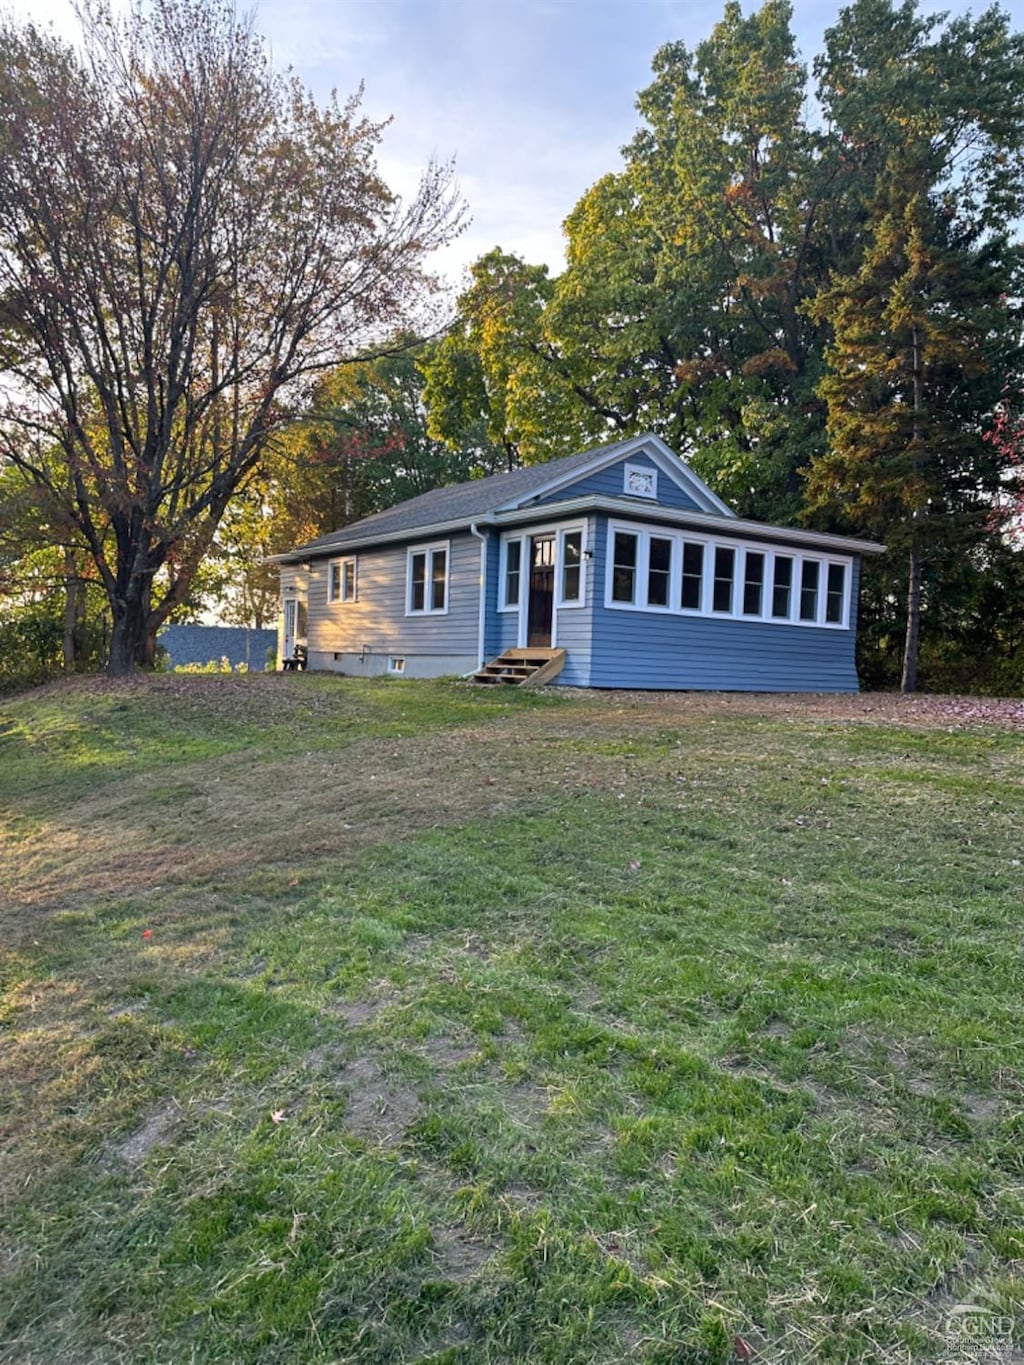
471,647,566,687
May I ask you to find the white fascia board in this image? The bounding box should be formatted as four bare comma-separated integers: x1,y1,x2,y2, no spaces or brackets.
496,432,737,519
493,495,886,555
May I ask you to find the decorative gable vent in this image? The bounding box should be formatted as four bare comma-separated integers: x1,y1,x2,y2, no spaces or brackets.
624,462,657,499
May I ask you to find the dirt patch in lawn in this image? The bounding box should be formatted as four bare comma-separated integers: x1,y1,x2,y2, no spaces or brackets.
109,1101,181,1167
336,1056,422,1146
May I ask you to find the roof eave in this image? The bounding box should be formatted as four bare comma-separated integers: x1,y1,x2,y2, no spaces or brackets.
492,496,886,554
268,514,499,563
271,495,884,564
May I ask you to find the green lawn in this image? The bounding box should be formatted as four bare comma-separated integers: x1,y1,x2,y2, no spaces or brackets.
1,675,1022,1363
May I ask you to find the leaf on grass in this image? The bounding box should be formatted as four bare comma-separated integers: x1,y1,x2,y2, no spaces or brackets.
270,1109,287,1124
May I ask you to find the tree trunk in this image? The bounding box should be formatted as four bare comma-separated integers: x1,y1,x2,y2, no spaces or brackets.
902,323,924,695
108,595,150,676
901,540,922,693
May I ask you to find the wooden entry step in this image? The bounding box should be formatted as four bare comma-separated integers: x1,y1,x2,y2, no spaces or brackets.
472,647,566,688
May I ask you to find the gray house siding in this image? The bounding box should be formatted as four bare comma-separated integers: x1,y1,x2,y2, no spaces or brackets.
533,452,702,512
583,514,860,692
306,531,482,677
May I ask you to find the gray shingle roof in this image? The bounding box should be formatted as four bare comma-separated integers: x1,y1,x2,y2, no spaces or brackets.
279,434,650,559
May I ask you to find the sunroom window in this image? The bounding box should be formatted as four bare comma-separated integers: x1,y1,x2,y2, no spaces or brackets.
742,551,765,616
799,560,820,622
612,531,638,603
712,546,735,613
772,556,793,618
825,563,846,624
681,542,704,610
647,537,672,607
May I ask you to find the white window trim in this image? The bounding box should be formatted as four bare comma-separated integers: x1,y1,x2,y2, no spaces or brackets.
500,519,589,647
555,524,587,608
608,526,640,607
623,462,658,500
498,534,526,613
406,540,450,616
327,556,357,605
604,520,852,629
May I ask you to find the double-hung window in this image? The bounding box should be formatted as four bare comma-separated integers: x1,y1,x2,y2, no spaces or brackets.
612,531,639,604
647,536,672,607
799,560,820,622
408,543,448,614
503,539,522,609
712,546,735,613
742,551,765,616
772,556,793,619
825,563,846,624
327,557,356,604
681,542,704,610
560,530,584,605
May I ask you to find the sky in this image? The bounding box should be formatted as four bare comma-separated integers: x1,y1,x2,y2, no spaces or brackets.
7,0,1024,291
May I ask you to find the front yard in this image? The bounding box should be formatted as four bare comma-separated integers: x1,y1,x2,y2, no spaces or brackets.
1,676,1022,1362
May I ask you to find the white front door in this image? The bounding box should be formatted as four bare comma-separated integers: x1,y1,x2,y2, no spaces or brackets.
283,598,299,659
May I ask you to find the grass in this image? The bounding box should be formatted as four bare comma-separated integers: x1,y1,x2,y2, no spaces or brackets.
1,674,1022,1363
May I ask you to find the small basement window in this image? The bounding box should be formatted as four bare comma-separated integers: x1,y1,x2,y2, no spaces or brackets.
389,656,406,674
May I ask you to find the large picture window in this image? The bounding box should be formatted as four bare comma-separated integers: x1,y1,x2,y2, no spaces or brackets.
605,522,851,629
407,543,449,614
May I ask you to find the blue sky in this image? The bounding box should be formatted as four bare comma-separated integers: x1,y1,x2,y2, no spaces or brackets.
12,0,1024,288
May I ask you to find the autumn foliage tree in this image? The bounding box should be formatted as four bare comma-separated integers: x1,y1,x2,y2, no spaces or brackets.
0,0,461,673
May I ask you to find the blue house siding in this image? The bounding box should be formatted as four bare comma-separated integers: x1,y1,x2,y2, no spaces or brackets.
159,624,277,671
533,451,703,512
587,614,859,691
307,532,482,676
578,513,860,692
482,529,504,661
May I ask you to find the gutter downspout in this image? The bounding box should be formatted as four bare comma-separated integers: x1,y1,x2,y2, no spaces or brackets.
469,522,487,670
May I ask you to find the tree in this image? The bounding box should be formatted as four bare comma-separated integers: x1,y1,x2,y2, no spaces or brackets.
0,0,461,673
809,0,1024,690
421,248,613,467
545,0,839,519
207,343,509,625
